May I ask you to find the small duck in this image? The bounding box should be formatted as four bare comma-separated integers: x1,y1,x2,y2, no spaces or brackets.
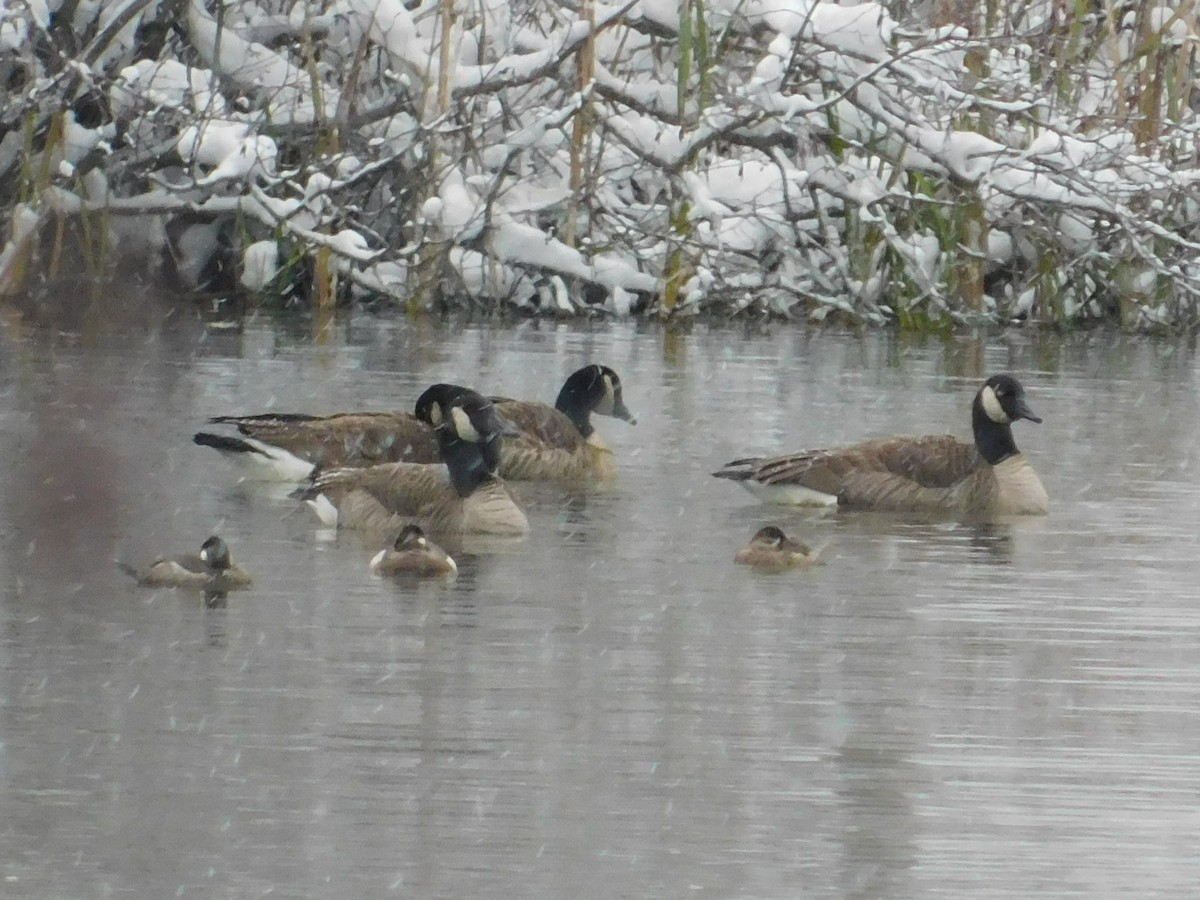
713,374,1048,518
734,526,826,571
117,535,253,591
370,525,458,577
492,363,637,481
296,388,529,536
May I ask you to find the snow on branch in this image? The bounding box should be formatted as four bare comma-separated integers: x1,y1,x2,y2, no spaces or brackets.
2,0,1200,327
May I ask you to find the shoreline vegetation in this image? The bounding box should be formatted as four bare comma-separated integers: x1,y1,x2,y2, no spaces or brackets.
1,0,1199,332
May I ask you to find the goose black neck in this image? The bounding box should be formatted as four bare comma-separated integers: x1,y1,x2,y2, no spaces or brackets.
554,385,594,437
972,399,1020,465
479,434,503,476
438,430,497,497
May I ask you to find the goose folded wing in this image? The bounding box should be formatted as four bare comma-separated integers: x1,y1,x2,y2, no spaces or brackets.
738,434,979,495
225,413,439,466
854,435,981,488
491,399,586,452
311,462,450,515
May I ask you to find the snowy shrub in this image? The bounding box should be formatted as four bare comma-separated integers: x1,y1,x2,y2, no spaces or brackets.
1,0,1199,330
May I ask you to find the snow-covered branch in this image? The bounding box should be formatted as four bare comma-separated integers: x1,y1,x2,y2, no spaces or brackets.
2,0,1200,328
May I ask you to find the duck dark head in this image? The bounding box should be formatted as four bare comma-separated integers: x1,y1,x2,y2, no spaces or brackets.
554,364,637,437
972,374,1041,464
199,535,232,571
751,525,788,548
394,524,429,550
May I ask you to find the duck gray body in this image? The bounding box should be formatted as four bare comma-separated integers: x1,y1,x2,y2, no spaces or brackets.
370,525,458,577
734,526,827,571
118,535,253,592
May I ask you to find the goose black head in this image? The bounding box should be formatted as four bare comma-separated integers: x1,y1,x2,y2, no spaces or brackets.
554,364,637,437
416,384,517,476
972,374,1041,465
977,374,1042,425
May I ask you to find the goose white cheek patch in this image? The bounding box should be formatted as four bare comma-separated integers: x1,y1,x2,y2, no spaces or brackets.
450,407,481,442
979,385,1009,423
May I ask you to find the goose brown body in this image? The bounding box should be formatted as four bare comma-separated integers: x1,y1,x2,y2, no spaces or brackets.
713,375,1048,518
492,403,616,481
308,460,529,536
491,364,636,482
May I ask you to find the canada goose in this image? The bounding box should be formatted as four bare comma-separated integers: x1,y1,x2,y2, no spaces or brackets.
492,363,637,481
370,525,458,577
713,374,1048,517
734,526,827,571
297,389,529,536
192,383,509,481
116,535,253,591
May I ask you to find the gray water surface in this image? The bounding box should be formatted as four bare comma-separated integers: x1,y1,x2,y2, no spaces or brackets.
2,304,1199,898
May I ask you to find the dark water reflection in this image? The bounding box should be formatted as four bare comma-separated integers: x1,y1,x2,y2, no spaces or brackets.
2,298,1200,896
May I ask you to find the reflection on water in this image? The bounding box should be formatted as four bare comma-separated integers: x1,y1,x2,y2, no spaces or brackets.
2,293,1200,896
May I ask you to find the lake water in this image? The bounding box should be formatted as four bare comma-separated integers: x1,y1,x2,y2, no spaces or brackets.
2,289,1200,897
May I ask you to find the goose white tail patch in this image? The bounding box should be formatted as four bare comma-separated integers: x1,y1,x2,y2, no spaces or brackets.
242,438,315,481
306,493,340,527
369,548,387,574
979,385,1009,424
741,481,839,507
